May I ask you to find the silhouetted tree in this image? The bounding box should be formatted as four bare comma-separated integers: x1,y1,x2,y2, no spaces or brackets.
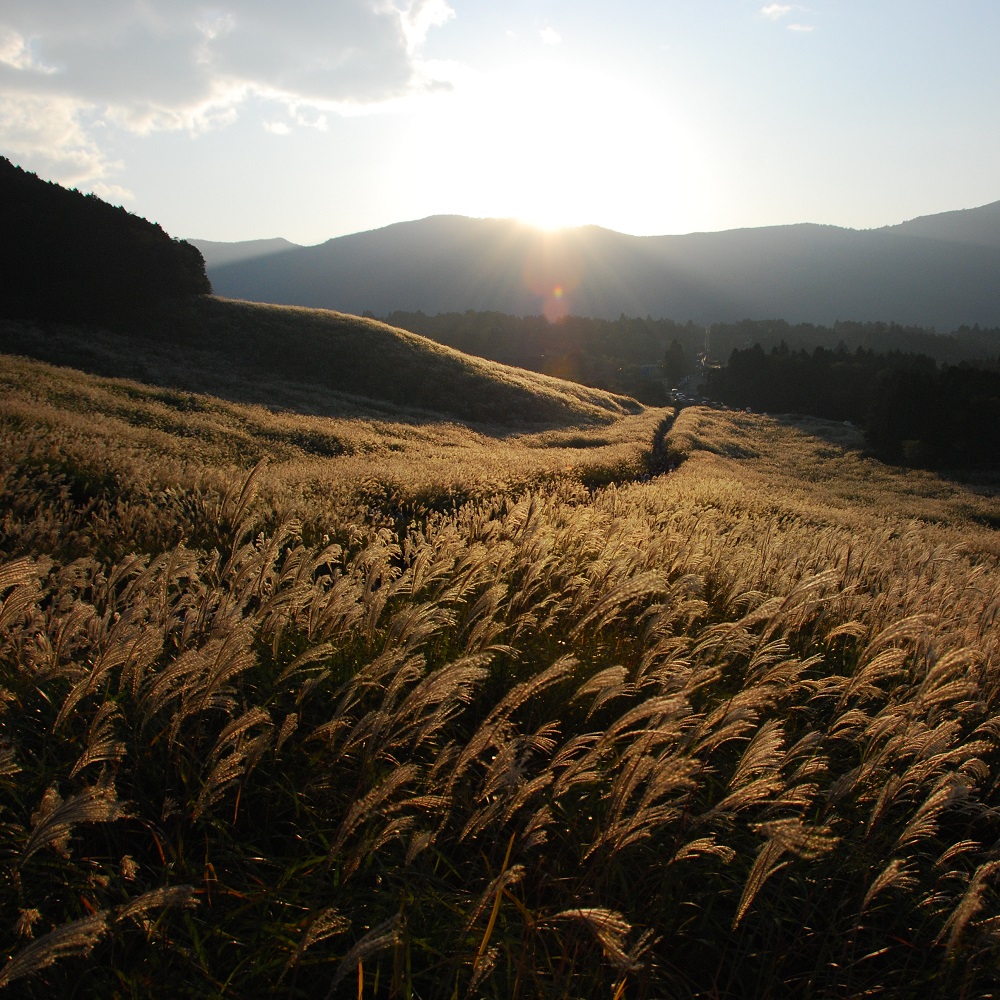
662,338,689,386
1,157,210,325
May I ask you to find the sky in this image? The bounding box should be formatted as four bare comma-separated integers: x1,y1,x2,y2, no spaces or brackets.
2,1,999,245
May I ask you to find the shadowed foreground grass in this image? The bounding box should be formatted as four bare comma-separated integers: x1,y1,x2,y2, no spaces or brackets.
2,357,1000,998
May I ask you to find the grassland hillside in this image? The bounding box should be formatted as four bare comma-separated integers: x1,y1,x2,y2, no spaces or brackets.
0,352,660,517
3,350,1000,998
0,295,641,430
0,162,639,432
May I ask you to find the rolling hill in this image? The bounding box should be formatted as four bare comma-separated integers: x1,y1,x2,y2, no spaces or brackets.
0,161,641,431
192,203,1000,330
6,159,1000,1000
0,296,641,430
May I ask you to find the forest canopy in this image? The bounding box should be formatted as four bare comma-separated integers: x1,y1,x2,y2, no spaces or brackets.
0,157,210,324
704,343,1000,468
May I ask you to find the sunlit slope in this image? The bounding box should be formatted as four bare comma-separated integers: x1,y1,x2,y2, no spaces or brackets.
1,296,640,429
0,351,663,514
4,390,1000,996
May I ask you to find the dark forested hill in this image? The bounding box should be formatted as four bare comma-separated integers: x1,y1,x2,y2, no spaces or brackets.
195,205,1000,331
0,157,210,323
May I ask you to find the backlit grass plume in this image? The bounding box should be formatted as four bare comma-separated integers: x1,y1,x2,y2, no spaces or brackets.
2,354,1000,996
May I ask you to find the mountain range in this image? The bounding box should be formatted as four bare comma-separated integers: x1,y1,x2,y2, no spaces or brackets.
191,202,1000,332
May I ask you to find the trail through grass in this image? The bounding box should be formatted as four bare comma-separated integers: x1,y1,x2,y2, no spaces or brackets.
2,358,1000,998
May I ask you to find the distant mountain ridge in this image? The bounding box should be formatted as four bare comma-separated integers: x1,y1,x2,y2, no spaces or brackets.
191,203,1000,331
879,201,1000,248
190,237,299,267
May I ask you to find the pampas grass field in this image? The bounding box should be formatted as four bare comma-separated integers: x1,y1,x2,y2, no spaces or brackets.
3,347,1000,998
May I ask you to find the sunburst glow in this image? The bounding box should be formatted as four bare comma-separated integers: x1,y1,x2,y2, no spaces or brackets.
405,56,711,236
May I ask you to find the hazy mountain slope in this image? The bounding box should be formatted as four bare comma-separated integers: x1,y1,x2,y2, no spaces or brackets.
879,200,1000,248
0,296,641,429
202,205,1000,330
207,217,548,315
189,236,301,267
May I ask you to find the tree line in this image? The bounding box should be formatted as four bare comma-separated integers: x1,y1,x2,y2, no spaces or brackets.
384,309,698,404
386,310,1000,406
1,157,210,325
704,343,1000,468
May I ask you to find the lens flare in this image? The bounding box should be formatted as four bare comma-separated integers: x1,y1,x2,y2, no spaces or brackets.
543,285,569,321
523,238,580,322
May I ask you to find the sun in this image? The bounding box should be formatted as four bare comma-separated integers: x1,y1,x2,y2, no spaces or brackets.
405,52,709,237
511,204,585,233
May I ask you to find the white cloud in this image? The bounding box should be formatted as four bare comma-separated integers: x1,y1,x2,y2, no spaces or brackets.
0,91,122,189
89,180,135,204
290,107,330,130
400,0,455,55
540,26,562,46
0,26,55,71
0,0,455,186
760,5,814,32
196,12,237,44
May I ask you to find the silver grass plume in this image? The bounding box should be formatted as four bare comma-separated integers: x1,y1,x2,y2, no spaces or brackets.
542,908,640,972
282,907,350,975
326,915,400,997
69,700,126,779
732,837,791,929
116,885,199,924
936,860,1000,955
860,858,917,914
0,913,108,990
21,781,128,864
0,557,41,633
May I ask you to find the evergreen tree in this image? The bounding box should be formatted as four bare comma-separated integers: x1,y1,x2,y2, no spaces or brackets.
662,338,688,386
0,157,210,325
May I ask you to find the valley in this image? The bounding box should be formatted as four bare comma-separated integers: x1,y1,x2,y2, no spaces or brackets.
2,157,1000,998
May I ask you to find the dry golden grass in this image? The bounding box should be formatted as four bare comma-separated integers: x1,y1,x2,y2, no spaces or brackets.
0,296,642,430
0,353,662,514
3,354,1000,1000
663,406,1000,556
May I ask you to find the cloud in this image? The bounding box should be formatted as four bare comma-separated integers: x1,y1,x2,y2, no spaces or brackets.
400,0,455,55
0,0,454,186
540,27,562,46
89,180,135,204
0,90,123,189
0,26,55,72
761,4,797,19
760,5,814,33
